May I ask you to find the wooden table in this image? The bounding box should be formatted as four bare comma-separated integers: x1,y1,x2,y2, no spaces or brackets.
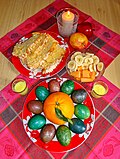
0,0,120,90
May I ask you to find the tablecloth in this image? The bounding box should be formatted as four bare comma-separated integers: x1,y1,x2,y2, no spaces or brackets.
0,0,120,159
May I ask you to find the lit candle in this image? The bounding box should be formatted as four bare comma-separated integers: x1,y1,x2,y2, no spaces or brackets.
62,11,75,37
62,11,74,23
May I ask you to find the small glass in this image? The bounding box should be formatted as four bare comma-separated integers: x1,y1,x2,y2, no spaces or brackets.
12,78,28,95
56,8,79,37
91,81,108,98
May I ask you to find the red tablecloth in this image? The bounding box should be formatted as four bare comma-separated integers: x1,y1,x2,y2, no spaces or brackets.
0,0,120,159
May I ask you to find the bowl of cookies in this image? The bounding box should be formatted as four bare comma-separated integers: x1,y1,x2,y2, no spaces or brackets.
66,50,105,83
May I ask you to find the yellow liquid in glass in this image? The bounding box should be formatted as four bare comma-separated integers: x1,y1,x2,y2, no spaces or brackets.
14,81,26,92
14,81,28,95
93,84,106,95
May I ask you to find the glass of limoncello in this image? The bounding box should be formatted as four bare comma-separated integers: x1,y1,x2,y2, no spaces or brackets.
91,81,108,98
12,78,28,95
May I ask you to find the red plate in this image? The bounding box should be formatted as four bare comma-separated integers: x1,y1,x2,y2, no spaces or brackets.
12,31,70,79
22,78,95,152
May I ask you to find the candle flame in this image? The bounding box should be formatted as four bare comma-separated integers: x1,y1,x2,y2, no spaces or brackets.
67,11,70,16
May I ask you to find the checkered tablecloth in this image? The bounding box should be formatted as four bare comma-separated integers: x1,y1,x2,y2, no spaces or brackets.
0,0,120,159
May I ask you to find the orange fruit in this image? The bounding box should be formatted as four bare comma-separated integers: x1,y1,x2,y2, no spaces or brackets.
69,33,88,50
43,92,74,125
